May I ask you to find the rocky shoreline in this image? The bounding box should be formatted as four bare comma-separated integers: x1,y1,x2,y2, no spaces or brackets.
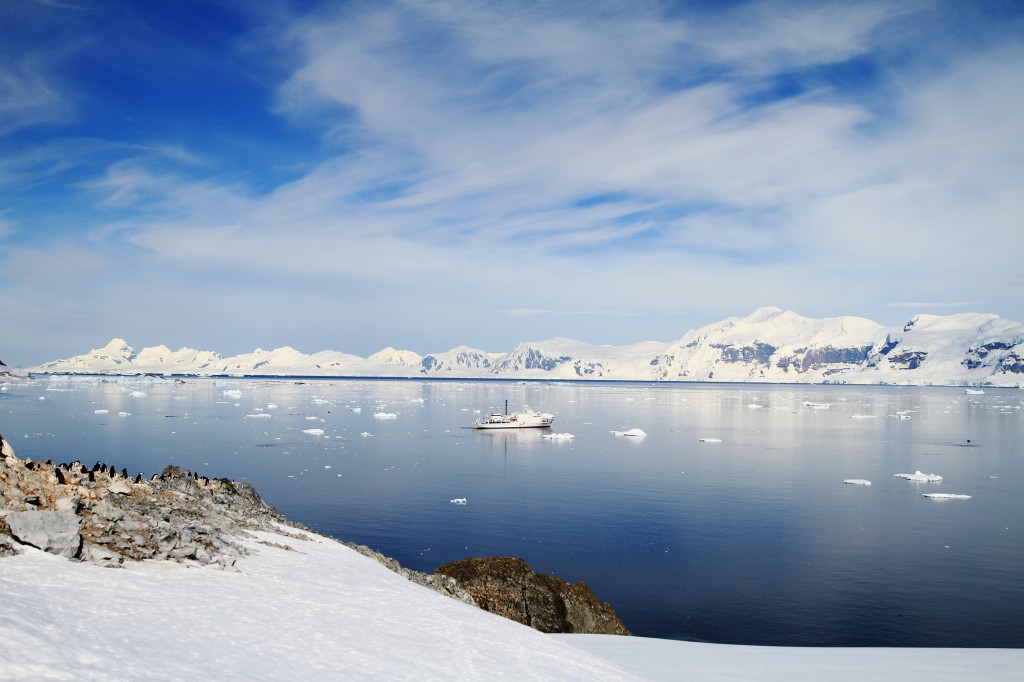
0,433,629,635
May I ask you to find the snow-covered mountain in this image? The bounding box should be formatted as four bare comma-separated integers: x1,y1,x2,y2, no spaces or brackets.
29,307,1024,387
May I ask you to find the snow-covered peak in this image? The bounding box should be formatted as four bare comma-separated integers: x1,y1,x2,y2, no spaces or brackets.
26,308,1024,386
369,347,423,366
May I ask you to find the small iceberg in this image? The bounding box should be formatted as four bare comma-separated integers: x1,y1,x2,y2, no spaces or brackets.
302,428,325,436
373,412,398,420
698,438,722,443
895,471,943,482
843,479,872,486
244,413,272,419
450,498,467,505
543,433,575,440
923,493,972,500
611,428,647,438
360,432,373,438
94,409,110,415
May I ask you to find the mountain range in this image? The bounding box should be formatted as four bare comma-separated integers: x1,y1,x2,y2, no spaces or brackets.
28,307,1024,387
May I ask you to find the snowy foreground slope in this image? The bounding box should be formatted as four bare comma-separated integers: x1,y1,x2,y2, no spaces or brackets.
3,529,1022,682
29,308,1024,386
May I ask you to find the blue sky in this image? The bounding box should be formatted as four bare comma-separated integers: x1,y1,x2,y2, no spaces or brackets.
2,0,1023,366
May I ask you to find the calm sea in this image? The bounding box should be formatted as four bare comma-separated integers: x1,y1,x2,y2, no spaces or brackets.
2,376,1022,647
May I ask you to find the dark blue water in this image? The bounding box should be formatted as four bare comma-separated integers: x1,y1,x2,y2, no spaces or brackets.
3,376,1022,647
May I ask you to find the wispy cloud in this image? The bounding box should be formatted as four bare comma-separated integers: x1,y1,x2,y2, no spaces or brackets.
2,0,1023,364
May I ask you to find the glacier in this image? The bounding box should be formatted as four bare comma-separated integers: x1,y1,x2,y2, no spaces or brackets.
27,307,1024,387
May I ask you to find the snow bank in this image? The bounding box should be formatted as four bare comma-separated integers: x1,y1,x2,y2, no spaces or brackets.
2,531,1019,681
0,529,636,681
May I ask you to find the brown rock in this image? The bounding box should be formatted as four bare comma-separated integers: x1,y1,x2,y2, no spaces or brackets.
434,556,631,635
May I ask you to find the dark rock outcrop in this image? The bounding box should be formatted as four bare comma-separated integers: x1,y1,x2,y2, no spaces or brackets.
435,556,631,635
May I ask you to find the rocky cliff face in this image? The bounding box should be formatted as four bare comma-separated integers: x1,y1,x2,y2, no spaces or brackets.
435,556,632,636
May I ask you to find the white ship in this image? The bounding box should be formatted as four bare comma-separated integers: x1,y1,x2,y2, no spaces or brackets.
473,402,554,429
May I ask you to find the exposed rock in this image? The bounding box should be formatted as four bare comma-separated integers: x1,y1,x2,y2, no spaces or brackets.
435,556,631,636
0,432,302,569
345,542,477,607
4,509,81,558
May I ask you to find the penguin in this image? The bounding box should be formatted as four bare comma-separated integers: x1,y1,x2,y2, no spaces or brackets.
135,473,143,483
55,467,66,485
92,462,102,472
88,470,95,483
121,468,128,479
80,465,89,475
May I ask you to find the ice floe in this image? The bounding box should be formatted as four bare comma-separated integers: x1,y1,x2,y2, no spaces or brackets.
244,413,272,419
129,390,147,398
895,471,943,482
850,414,876,420
543,433,575,440
611,428,647,437
302,428,325,436
698,438,722,443
843,479,872,486
373,412,398,420
803,401,830,409
223,390,242,399
94,409,109,415
746,403,763,409
923,493,972,500
449,498,467,505
118,412,131,417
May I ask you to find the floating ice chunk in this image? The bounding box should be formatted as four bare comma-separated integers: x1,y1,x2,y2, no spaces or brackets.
38,396,46,401
803,401,830,409
360,432,373,438
923,493,972,499
118,412,131,417
895,471,943,482
450,498,467,505
543,433,575,440
312,398,331,405
244,413,272,419
746,403,763,409
223,390,242,399
698,437,722,443
611,428,646,437
850,414,876,419
351,407,362,413
267,403,279,409
888,414,912,420
373,412,398,420
324,465,332,469
94,409,109,415
965,389,985,395
843,479,872,486
305,416,319,421
302,428,325,436
130,391,147,398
